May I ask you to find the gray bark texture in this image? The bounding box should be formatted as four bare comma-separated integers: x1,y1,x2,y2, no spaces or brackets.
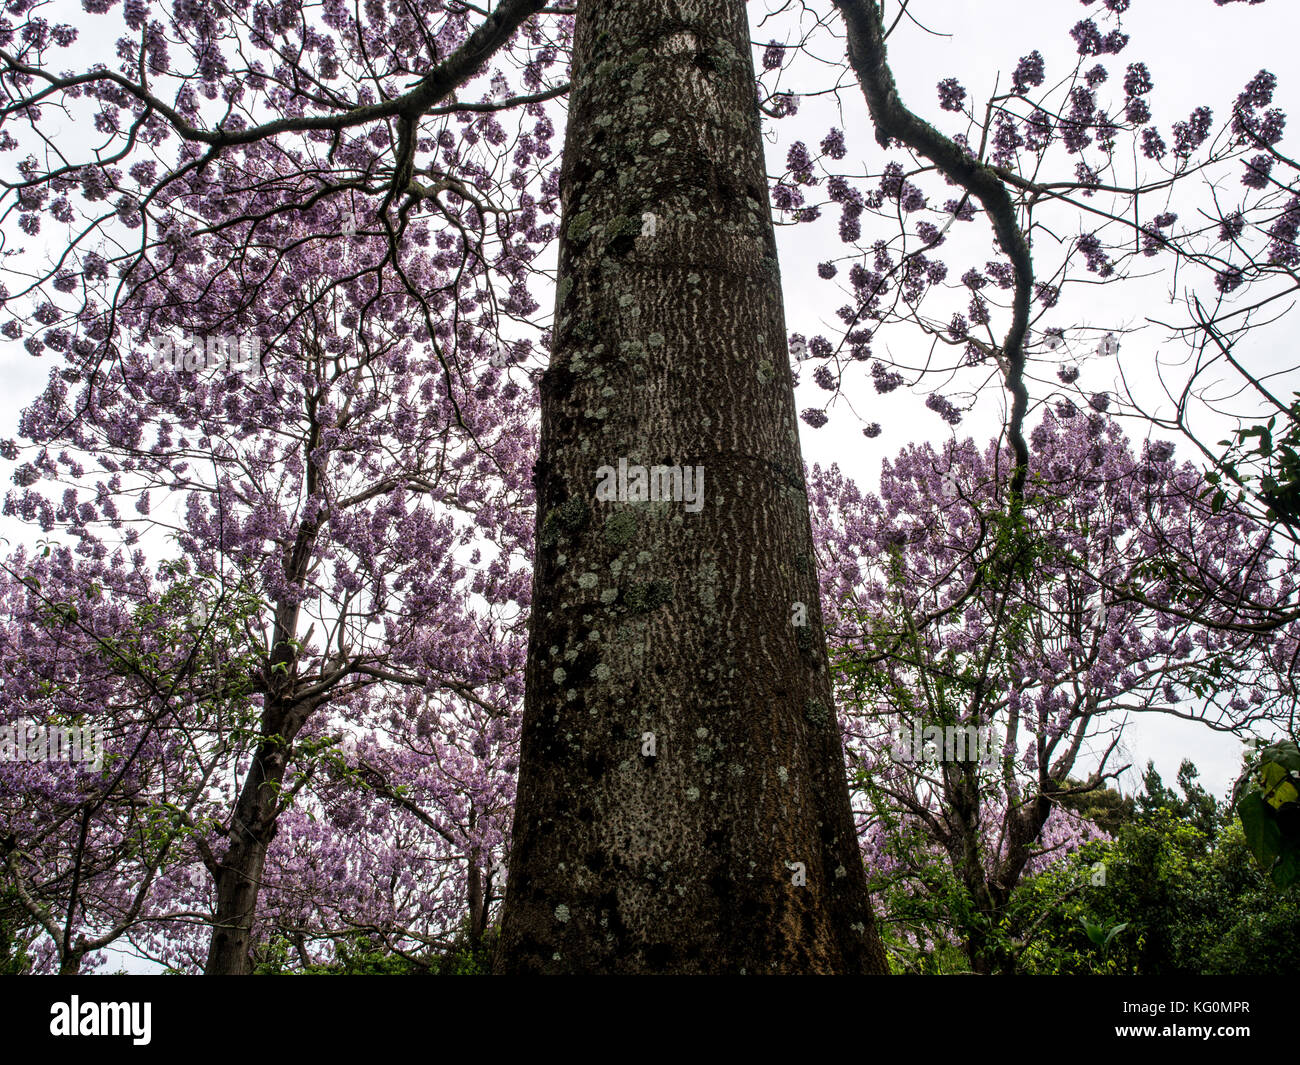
495,0,887,973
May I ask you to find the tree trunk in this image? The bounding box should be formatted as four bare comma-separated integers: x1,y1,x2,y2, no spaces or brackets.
468,846,487,943
204,733,289,975
495,0,887,973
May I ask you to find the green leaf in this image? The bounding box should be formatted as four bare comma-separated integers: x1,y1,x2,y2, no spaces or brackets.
1237,792,1282,871
1274,842,1300,888
1263,741,1300,775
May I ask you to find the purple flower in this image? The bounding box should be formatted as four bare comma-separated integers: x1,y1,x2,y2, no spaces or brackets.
801,408,829,428
937,78,967,112
1214,267,1245,293
762,41,785,70
943,198,977,222
1172,107,1213,156
1266,196,1300,265
862,423,881,438
1141,128,1167,159
1071,19,1104,55
1012,51,1045,93
820,128,846,160
879,161,905,199
992,116,1024,165
1076,232,1112,276
1125,97,1151,126
786,141,812,178
817,261,837,279
1242,153,1273,189
871,361,904,394
926,392,963,425
1124,62,1153,97
1236,70,1276,112
986,261,1016,289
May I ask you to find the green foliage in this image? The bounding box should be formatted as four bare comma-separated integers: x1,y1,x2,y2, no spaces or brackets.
866,757,1300,974
0,881,36,975
250,925,496,975
1018,768,1300,974
1233,739,1300,887
1056,779,1137,836
1206,393,1300,526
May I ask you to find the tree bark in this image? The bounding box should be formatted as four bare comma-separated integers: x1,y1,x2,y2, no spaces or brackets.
495,0,887,973
204,729,290,975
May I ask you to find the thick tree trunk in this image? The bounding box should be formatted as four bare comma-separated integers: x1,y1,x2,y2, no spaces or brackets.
496,0,887,973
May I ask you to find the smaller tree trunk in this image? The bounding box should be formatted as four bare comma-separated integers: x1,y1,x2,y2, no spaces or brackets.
204,732,291,975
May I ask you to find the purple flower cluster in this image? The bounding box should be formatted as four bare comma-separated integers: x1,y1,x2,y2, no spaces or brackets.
1266,196,1300,265
1012,51,1045,93
1219,211,1246,241
1063,87,1097,154
820,128,847,160
937,78,967,112
786,141,813,181
1070,19,1128,56
1124,62,1153,98
1076,232,1113,276
943,198,977,222
1215,266,1245,293
992,116,1024,167
871,361,904,394
1242,153,1273,189
1172,106,1213,156
925,392,963,425
1140,127,1167,159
